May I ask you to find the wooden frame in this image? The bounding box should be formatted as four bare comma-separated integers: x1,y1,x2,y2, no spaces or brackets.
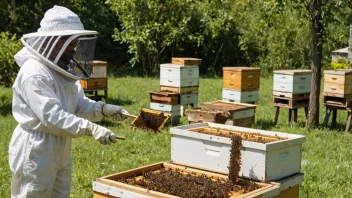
94,162,280,198
149,90,180,105
201,100,257,113
160,86,199,94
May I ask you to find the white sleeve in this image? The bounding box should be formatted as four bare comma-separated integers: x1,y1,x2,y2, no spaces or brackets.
75,82,105,122
22,75,92,138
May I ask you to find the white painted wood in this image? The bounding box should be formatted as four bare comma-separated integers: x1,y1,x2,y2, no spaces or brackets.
274,173,304,191
160,64,199,87
170,122,305,182
273,91,310,98
222,89,259,102
93,182,153,198
165,115,181,124
160,78,199,87
160,64,199,79
90,66,107,78
273,82,311,94
274,73,311,84
232,109,255,119
150,102,181,115
180,93,198,105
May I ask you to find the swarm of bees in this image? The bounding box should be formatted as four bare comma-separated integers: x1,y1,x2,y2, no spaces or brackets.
132,110,169,132
117,168,233,197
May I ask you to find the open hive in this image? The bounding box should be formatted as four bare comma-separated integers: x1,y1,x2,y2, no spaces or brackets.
170,122,306,182
189,126,287,143
94,162,279,198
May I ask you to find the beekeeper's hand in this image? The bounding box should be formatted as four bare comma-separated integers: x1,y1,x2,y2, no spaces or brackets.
102,104,129,121
88,123,117,145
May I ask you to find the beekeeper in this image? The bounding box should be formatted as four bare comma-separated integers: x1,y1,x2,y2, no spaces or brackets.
9,5,128,197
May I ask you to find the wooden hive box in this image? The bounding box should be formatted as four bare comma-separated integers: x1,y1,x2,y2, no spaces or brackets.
149,90,180,105
80,78,107,89
323,70,352,96
223,67,261,91
185,109,230,124
171,57,202,66
170,122,306,182
93,162,280,198
160,85,199,94
273,70,312,96
200,101,256,127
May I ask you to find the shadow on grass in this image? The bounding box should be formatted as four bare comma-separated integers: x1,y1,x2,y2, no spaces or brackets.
0,102,12,116
98,118,123,127
323,122,349,132
253,119,276,130
107,97,134,106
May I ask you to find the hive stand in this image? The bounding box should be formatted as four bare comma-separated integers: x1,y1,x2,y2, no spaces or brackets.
273,95,309,127
322,104,352,135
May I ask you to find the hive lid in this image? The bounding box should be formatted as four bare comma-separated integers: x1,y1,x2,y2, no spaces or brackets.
222,67,261,71
160,63,198,68
201,100,257,112
324,69,352,75
172,57,202,66
273,70,311,75
148,90,179,96
93,60,107,66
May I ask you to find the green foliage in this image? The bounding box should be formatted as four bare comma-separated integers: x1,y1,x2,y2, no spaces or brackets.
0,32,23,87
331,59,350,70
108,0,203,75
1,0,351,76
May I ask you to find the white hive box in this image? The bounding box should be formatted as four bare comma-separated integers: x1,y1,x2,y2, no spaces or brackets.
170,122,305,182
160,64,199,87
273,70,311,95
222,88,259,103
90,60,107,78
150,102,181,116
179,93,198,105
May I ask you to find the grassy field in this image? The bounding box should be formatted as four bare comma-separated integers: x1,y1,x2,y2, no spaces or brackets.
1,76,352,197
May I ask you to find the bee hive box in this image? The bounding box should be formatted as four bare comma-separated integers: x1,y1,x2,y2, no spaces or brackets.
170,122,305,182
93,162,280,198
223,67,261,91
200,100,256,127
273,70,311,95
160,64,199,87
90,60,107,78
324,70,352,96
171,57,202,66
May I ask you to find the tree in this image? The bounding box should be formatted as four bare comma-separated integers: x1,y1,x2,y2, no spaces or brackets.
302,0,352,128
265,0,352,128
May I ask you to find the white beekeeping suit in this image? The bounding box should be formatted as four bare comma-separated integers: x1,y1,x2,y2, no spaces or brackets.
9,5,128,198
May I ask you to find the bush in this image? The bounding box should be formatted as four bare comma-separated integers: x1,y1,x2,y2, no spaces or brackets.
331,59,350,70
0,32,23,87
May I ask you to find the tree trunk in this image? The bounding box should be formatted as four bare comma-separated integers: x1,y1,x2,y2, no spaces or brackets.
307,2,323,129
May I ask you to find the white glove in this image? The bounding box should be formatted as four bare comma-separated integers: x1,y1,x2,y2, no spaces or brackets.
88,123,117,145
102,104,129,121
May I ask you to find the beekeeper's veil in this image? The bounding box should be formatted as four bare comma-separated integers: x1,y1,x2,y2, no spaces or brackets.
21,5,97,80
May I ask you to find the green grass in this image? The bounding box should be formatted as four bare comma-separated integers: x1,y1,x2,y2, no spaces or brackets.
1,76,352,197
